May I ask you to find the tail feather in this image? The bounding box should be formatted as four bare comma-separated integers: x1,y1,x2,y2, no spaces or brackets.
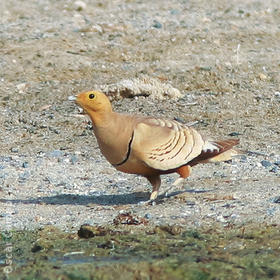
189,139,240,166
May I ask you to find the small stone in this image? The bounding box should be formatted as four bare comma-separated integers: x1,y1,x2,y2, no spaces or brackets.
240,155,247,162
22,162,28,168
19,171,30,181
49,127,60,134
0,156,12,162
144,213,151,219
213,171,226,178
70,155,78,165
92,24,103,33
267,207,276,216
260,160,272,168
10,147,19,153
39,104,52,111
271,196,280,204
152,20,162,29
16,82,28,93
78,225,107,238
200,66,212,71
275,91,280,98
228,132,241,137
31,244,43,253
74,0,86,11
174,117,185,124
258,73,267,80
0,213,9,218
55,181,67,187
2,96,10,101
270,166,279,173
230,214,239,220
47,150,64,158
186,200,195,206
274,161,280,166
170,9,179,15
217,215,227,223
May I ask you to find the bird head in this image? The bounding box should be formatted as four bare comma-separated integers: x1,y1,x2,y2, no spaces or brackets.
69,90,112,114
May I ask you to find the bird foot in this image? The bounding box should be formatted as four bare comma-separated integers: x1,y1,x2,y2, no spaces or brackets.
173,177,185,186
164,177,185,197
137,199,157,206
137,190,158,206
150,190,158,201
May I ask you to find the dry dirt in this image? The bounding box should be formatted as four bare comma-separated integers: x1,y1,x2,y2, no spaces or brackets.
0,0,280,231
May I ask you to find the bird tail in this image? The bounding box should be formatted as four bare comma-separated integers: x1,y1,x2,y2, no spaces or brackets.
189,139,242,166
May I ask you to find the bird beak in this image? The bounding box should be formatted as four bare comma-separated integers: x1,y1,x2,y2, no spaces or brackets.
69,94,85,114
68,95,77,101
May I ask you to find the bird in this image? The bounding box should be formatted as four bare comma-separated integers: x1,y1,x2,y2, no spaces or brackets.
69,90,240,201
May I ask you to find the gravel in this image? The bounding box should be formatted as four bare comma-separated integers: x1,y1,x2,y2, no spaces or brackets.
0,149,279,230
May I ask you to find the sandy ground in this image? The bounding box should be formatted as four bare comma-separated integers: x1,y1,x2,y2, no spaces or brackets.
0,0,280,231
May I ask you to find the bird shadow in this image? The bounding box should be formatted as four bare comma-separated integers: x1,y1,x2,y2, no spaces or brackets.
0,189,211,206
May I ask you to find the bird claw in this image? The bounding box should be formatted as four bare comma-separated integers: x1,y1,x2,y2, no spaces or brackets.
164,177,185,197
137,199,157,206
137,190,158,206
173,177,185,186
149,190,158,201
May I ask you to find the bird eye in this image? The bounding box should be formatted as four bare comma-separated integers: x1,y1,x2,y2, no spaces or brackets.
89,93,95,99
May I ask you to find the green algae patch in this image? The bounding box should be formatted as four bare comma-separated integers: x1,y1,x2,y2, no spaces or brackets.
1,224,280,280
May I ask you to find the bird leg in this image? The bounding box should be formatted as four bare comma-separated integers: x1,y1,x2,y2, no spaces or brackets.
164,165,192,197
176,165,192,178
146,175,161,201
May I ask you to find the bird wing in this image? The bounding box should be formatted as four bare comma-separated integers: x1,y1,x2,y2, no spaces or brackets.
130,118,205,171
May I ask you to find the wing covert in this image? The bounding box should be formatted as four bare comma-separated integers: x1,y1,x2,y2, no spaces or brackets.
131,118,205,170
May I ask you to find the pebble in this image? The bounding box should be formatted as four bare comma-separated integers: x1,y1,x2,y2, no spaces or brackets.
230,214,239,220
174,116,185,123
216,215,227,223
74,0,86,11
144,213,151,219
271,196,280,204
152,20,162,29
186,200,195,206
10,147,19,153
92,24,103,33
240,155,247,162
258,73,267,81
0,213,9,218
228,132,241,137
16,82,28,93
49,127,60,134
274,161,280,166
213,171,227,178
47,150,64,158
0,156,12,162
22,162,28,168
18,171,30,181
270,166,279,173
266,207,276,216
70,155,78,165
260,160,272,168
170,9,179,15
